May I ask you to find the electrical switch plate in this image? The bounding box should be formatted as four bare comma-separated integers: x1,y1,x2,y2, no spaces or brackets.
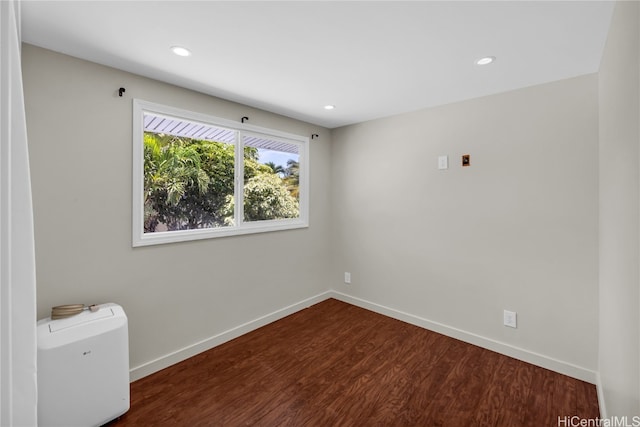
438,155,448,170
344,272,351,284
503,310,517,328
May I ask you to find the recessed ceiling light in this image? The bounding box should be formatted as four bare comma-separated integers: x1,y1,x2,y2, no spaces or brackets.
324,105,335,110
171,46,192,57
476,56,495,66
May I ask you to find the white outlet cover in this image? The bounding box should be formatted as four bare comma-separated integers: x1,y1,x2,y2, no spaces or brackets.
503,310,517,328
344,272,351,284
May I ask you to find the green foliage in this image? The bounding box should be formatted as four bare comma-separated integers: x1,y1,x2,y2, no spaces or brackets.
283,159,300,199
243,174,299,221
144,133,211,231
143,132,300,232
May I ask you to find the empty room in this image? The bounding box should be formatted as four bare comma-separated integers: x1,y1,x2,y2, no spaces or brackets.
1,1,639,426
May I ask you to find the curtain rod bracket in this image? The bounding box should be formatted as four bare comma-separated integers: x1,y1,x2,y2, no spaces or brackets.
118,87,126,97
241,116,249,123
311,134,319,140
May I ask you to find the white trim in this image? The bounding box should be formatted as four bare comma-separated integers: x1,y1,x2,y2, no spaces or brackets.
129,291,332,381
132,99,309,247
595,371,607,418
130,289,599,386
234,129,243,227
330,291,598,384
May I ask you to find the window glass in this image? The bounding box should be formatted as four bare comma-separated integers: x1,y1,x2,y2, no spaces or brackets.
143,121,236,232
242,134,300,222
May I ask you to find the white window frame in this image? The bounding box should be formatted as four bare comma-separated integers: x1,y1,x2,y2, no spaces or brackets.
132,99,309,247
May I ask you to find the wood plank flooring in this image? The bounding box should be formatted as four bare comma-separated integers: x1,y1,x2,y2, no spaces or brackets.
111,299,599,426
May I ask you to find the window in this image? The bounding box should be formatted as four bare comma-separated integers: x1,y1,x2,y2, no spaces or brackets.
132,99,308,246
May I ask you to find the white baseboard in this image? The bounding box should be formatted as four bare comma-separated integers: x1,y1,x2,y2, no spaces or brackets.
329,291,598,384
129,291,333,381
130,289,597,386
595,372,607,418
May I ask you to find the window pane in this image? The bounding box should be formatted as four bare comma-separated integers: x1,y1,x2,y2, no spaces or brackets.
242,134,300,222
143,113,236,232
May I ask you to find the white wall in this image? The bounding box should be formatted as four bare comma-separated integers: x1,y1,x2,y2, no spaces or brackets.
598,1,640,418
21,44,333,375
331,74,599,377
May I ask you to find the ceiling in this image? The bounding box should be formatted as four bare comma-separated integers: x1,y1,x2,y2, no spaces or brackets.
21,1,615,129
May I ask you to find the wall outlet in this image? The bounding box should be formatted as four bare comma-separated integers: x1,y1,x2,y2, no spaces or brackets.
503,310,517,328
344,272,351,284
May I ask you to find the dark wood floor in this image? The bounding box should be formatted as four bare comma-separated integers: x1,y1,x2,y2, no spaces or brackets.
111,299,599,426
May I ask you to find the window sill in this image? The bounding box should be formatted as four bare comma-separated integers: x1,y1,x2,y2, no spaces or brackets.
132,219,309,247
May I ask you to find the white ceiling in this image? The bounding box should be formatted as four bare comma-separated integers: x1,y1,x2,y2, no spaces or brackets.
21,1,615,129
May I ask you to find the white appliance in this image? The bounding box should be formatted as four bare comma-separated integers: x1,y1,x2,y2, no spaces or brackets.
37,303,130,427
